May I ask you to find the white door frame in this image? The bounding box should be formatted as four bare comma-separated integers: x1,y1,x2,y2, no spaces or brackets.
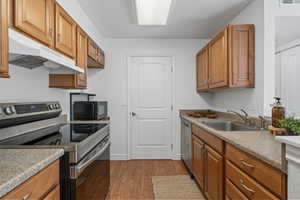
127,55,176,160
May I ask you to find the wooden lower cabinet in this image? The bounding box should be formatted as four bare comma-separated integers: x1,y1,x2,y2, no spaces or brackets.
225,178,248,200
192,135,205,189
205,145,224,200
190,124,287,200
0,0,9,78
1,160,60,200
44,185,60,200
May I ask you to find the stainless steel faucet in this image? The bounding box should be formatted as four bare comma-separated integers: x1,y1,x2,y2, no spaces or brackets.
227,109,251,125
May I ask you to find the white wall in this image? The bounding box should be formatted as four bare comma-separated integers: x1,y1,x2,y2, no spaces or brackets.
208,0,265,116
88,39,212,159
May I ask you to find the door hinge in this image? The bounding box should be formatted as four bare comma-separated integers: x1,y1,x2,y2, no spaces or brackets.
171,144,173,150
171,66,173,72
171,105,173,111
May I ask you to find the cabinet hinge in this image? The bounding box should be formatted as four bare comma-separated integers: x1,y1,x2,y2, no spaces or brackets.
171,105,173,111
171,144,173,150
171,66,173,72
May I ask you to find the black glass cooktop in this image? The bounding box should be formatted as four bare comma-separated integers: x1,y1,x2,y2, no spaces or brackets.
60,123,107,144
23,123,107,146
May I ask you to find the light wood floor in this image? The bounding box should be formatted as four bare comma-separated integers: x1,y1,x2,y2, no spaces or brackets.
107,160,189,200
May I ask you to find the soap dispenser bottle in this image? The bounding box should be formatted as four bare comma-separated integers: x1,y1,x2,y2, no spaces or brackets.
271,97,285,128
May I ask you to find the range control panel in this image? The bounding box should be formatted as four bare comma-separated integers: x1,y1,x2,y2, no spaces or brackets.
0,102,62,119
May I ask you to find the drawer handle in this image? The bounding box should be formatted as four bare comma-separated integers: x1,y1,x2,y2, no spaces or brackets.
240,159,255,169
240,180,255,194
22,192,32,200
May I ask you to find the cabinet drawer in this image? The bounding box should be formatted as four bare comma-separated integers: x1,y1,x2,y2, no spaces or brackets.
226,160,279,200
226,144,285,198
192,124,223,154
2,160,59,200
226,178,248,200
43,185,60,200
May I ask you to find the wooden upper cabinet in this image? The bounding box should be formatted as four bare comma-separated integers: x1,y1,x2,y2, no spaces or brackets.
192,135,205,190
88,38,98,62
49,26,87,89
14,0,55,47
228,24,255,88
55,3,76,59
75,26,87,88
196,46,209,92
87,38,105,68
197,24,254,92
209,28,228,89
0,0,9,78
205,145,223,200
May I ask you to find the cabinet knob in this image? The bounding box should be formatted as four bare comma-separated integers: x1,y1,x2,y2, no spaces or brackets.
22,192,32,200
240,179,255,194
240,159,255,169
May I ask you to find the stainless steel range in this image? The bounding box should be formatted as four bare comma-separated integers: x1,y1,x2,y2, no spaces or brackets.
0,102,110,200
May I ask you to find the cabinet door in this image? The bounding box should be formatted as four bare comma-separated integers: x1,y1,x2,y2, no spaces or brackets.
192,135,205,190
197,46,209,92
228,24,255,88
43,186,60,200
55,3,76,59
209,28,228,89
0,0,9,78
205,145,224,200
75,27,87,88
14,0,54,47
88,39,98,62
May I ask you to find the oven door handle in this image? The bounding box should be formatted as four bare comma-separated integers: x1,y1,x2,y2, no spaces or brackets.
76,141,110,176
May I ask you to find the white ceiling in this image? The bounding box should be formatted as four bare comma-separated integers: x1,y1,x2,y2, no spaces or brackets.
276,16,300,47
77,0,253,39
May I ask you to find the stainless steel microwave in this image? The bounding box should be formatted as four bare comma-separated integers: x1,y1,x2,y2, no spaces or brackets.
73,101,108,120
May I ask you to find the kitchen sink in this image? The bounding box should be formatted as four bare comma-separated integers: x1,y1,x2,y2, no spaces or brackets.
201,121,260,132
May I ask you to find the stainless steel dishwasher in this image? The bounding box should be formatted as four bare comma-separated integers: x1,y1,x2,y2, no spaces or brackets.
181,118,192,172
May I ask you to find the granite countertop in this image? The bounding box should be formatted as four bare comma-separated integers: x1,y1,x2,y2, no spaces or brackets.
181,112,285,173
0,148,64,198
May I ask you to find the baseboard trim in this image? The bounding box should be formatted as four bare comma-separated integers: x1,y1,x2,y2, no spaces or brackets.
111,154,129,160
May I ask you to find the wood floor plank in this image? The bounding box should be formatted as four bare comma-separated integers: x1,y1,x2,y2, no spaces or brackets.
107,160,189,200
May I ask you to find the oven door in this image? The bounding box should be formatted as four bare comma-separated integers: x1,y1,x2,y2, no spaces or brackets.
71,139,110,200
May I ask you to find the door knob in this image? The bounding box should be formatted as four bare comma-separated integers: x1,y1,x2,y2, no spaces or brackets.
131,112,137,117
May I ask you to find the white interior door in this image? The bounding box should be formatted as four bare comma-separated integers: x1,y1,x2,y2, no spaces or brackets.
129,56,173,159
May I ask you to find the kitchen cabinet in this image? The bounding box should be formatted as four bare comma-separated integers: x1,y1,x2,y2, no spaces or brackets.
0,0,9,78
189,122,286,200
226,144,287,199
87,38,105,68
1,160,60,200
13,0,55,48
191,124,224,200
196,46,209,92
49,26,88,89
205,145,223,200
196,24,254,92
55,3,76,59
192,135,205,190
75,26,87,88
209,28,228,89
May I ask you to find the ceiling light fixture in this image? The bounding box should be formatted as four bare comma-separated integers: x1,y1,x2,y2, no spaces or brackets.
135,0,172,26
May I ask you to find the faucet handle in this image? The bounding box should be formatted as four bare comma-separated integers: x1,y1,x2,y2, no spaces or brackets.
240,109,248,117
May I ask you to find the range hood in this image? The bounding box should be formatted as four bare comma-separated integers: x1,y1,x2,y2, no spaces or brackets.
8,29,84,74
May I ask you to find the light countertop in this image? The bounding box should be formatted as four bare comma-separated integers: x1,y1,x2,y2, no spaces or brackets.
0,148,64,198
181,112,285,172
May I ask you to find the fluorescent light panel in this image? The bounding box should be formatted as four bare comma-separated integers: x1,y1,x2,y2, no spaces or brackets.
135,0,172,25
